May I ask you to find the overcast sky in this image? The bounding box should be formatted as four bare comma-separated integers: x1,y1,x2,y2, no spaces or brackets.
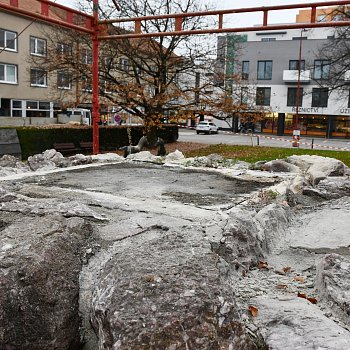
55,0,326,26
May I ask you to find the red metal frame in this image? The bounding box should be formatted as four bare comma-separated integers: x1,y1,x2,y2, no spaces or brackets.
2,0,350,154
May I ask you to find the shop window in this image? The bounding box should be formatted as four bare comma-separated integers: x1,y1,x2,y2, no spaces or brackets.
257,61,272,80
0,63,17,84
57,71,71,89
256,87,271,106
314,60,330,80
242,61,249,80
0,29,17,52
30,36,46,56
287,87,303,106
311,88,328,107
289,60,305,71
30,68,47,87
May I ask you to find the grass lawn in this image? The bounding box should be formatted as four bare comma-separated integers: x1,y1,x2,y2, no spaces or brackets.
183,144,350,167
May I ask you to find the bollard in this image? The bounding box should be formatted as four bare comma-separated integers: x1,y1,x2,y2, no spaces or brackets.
311,139,314,149
257,136,260,146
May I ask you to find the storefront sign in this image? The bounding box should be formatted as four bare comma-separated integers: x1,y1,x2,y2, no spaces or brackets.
340,108,350,114
291,107,320,113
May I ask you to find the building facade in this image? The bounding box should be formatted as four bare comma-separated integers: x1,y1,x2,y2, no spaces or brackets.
217,26,350,138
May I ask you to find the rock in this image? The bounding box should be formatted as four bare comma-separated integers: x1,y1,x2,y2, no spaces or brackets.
27,150,61,171
289,197,350,254
89,229,260,350
254,204,291,252
126,151,161,163
0,213,94,349
218,208,265,269
287,155,347,185
164,150,185,163
252,296,350,350
91,153,125,163
315,254,350,327
261,160,299,173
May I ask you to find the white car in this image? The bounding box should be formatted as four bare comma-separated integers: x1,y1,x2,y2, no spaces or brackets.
196,121,218,134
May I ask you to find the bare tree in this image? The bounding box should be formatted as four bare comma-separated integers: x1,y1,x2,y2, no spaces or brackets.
30,0,262,131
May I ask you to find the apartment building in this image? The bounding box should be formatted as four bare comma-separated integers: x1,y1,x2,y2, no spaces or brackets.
217,21,350,138
0,2,59,123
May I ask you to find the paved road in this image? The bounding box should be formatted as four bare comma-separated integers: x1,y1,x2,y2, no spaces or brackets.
178,128,350,151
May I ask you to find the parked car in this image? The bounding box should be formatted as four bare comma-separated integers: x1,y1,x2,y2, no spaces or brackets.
196,121,218,134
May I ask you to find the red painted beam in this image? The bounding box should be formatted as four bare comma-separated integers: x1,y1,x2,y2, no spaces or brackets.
0,0,93,34
99,21,350,40
101,0,350,24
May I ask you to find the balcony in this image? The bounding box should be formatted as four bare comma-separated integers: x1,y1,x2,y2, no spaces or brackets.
283,69,311,83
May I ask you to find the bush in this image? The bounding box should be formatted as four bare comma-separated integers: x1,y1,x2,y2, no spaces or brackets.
10,125,178,159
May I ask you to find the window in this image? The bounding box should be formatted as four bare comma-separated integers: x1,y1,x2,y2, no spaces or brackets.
12,100,22,117
314,60,330,80
30,68,47,87
30,36,46,56
261,38,276,42
81,49,92,64
287,87,303,107
57,71,71,89
289,60,305,71
82,76,92,92
257,61,272,80
256,87,271,106
119,58,129,71
312,88,328,107
57,43,72,55
242,61,249,80
0,29,17,51
0,63,17,84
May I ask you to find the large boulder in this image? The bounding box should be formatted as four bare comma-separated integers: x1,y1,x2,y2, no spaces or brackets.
0,187,102,350
0,214,93,350
88,225,262,349
287,155,347,185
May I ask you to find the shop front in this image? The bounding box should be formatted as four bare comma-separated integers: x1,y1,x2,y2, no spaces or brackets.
259,112,350,139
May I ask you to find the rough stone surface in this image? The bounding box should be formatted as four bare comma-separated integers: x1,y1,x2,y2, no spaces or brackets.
287,155,347,185
261,160,299,173
252,296,350,350
315,254,350,327
0,150,349,349
288,198,350,254
0,210,95,350
90,227,259,350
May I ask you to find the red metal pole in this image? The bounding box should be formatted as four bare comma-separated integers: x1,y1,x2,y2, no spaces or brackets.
92,0,100,154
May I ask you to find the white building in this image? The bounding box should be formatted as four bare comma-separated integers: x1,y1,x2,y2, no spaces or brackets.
217,26,350,138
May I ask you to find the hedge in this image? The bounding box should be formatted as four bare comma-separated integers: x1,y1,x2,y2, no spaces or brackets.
7,124,178,159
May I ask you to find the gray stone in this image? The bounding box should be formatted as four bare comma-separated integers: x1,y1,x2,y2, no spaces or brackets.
89,228,259,350
315,254,350,327
0,213,94,349
252,296,350,350
261,160,299,173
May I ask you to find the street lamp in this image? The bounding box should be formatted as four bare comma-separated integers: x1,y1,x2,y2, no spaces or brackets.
293,28,307,147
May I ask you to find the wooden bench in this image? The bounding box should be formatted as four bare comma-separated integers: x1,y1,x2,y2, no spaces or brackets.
53,142,79,155
79,141,93,153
